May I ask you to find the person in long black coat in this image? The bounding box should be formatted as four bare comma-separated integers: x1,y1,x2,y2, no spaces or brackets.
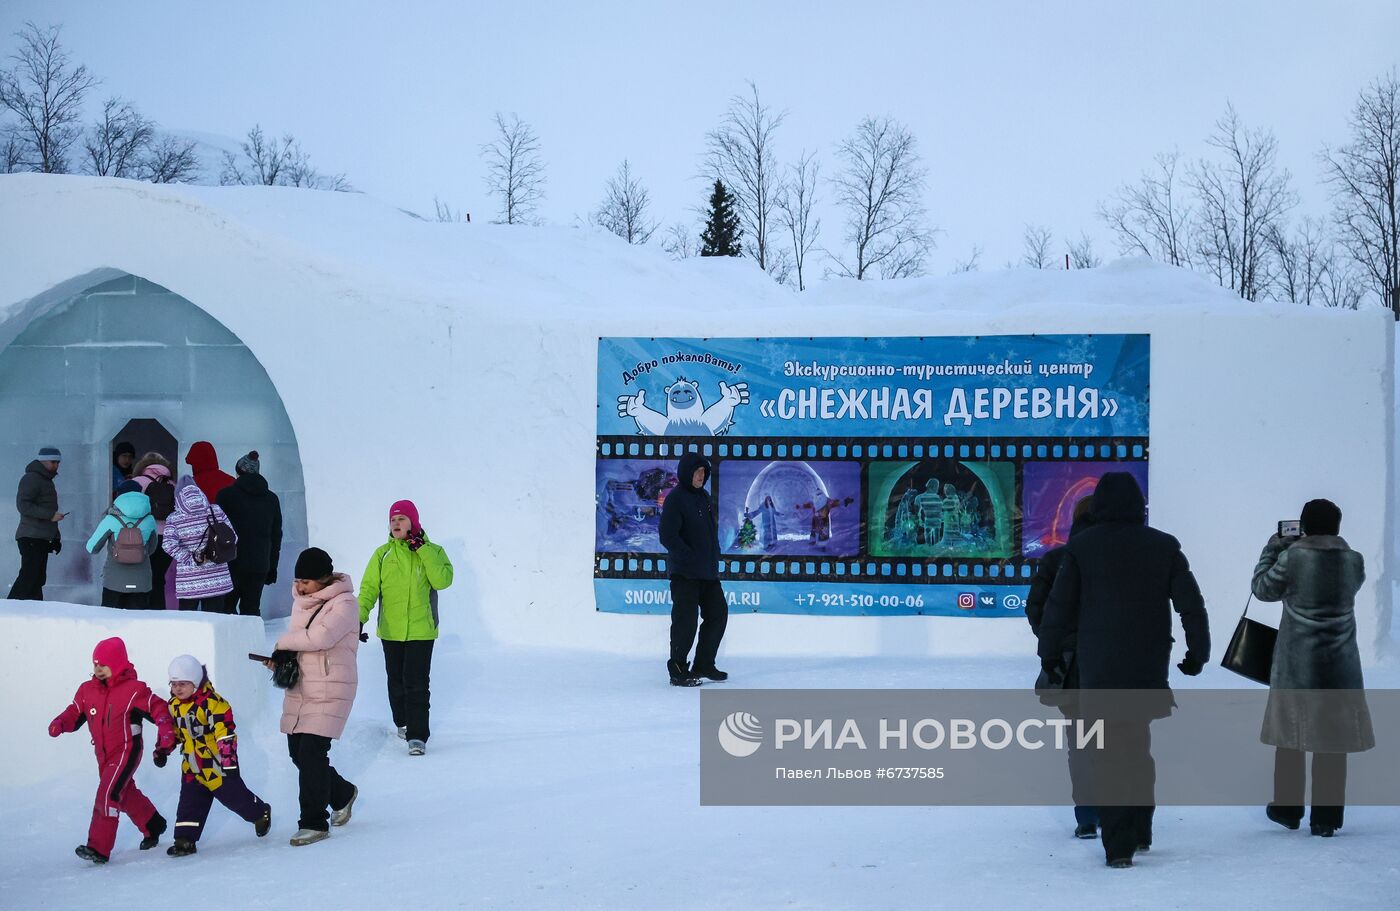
1252,498,1372,837
1026,494,1097,838
658,451,727,686
1037,471,1210,868
215,451,283,617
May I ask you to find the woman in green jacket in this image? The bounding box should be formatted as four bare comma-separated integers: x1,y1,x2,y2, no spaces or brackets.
359,500,453,756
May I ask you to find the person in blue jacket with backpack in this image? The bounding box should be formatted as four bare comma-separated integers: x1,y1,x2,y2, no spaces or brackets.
87,486,159,609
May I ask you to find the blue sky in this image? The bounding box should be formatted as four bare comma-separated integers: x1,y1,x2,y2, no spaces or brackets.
2,0,1396,274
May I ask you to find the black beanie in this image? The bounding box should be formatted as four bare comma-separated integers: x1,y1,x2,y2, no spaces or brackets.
1300,499,1341,536
294,547,334,580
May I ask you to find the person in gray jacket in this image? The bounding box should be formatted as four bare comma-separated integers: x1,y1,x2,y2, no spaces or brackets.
1252,498,1373,837
9,446,67,600
87,485,160,609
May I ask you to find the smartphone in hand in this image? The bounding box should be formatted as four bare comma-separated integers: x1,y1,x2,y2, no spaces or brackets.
248,653,272,663
1278,519,1302,538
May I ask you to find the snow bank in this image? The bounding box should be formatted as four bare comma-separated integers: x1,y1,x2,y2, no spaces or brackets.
0,175,1393,663
0,600,268,788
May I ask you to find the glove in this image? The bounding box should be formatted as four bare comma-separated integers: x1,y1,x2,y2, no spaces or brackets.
153,749,169,768
49,537,62,555
265,570,277,586
1177,653,1205,676
48,719,63,738
407,528,426,552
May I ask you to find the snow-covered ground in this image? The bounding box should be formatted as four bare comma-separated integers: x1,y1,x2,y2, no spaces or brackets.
3,615,1397,909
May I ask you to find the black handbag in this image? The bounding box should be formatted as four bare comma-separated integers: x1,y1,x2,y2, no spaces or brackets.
270,604,326,690
1220,595,1277,685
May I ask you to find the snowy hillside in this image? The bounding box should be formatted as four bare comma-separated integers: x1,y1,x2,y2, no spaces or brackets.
0,174,1393,661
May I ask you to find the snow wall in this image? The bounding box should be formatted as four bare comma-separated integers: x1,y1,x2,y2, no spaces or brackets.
0,601,267,787
0,175,1393,663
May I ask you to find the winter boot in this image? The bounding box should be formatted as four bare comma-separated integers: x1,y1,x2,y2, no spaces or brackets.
1106,856,1133,869
408,740,426,756
74,845,109,864
1074,823,1098,839
667,659,701,687
166,839,197,857
139,811,167,850
396,725,408,740
331,786,358,827
289,828,330,846
1310,824,1337,837
255,806,272,838
1266,804,1301,831
691,664,729,682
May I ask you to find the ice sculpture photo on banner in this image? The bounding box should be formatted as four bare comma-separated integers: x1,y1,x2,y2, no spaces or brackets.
594,335,1150,617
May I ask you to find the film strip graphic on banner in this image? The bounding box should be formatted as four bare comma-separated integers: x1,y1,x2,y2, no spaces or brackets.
595,334,1150,617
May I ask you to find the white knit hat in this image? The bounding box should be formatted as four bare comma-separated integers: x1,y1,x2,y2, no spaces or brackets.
168,654,204,685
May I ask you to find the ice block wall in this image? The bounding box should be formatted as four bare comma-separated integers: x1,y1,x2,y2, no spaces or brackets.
0,274,307,616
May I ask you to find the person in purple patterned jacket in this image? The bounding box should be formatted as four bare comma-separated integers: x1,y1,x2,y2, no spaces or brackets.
162,476,237,612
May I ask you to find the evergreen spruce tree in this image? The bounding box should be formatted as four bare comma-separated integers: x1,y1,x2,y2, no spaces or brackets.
699,179,742,257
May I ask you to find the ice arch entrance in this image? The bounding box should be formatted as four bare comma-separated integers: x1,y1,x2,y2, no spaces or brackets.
0,272,307,616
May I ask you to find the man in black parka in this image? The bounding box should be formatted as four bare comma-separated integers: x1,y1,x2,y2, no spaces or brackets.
1038,471,1210,868
1026,494,1098,839
215,451,283,617
659,451,727,686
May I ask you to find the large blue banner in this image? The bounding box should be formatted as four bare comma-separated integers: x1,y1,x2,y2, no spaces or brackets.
595,335,1149,617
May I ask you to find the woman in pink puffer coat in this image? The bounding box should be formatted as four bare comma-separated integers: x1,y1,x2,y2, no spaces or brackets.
271,547,360,847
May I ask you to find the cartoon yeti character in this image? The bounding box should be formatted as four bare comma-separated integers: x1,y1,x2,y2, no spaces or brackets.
616,377,749,436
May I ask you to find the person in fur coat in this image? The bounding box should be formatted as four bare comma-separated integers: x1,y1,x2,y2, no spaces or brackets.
1252,498,1373,837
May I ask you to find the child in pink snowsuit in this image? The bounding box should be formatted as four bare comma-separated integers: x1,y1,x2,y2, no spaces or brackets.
49,637,177,864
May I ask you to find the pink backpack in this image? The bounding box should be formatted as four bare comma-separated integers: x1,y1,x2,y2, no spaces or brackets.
113,514,146,564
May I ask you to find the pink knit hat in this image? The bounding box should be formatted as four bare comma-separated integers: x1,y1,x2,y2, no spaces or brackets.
92,637,132,676
389,499,421,533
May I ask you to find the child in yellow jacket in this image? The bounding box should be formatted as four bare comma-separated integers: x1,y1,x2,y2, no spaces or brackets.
156,655,272,856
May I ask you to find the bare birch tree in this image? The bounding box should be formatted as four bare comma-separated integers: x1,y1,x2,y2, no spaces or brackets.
220,125,348,190
1319,257,1366,310
662,222,699,260
1097,150,1194,266
220,125,294,186
1022,224,1054,268
829,116,931,279
951,245,982,273
1268,218,1327,305
1320,70,1400,317
1067,232,1102,268
284,143,351,191
590,160,658,244
704,81,787,274
83,98,153,177
140,134,200,184
434,197,466,222
1188,103,1296,300
481,112,545,225
776,151,820,289
0,21,98,173
2,127,27,173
